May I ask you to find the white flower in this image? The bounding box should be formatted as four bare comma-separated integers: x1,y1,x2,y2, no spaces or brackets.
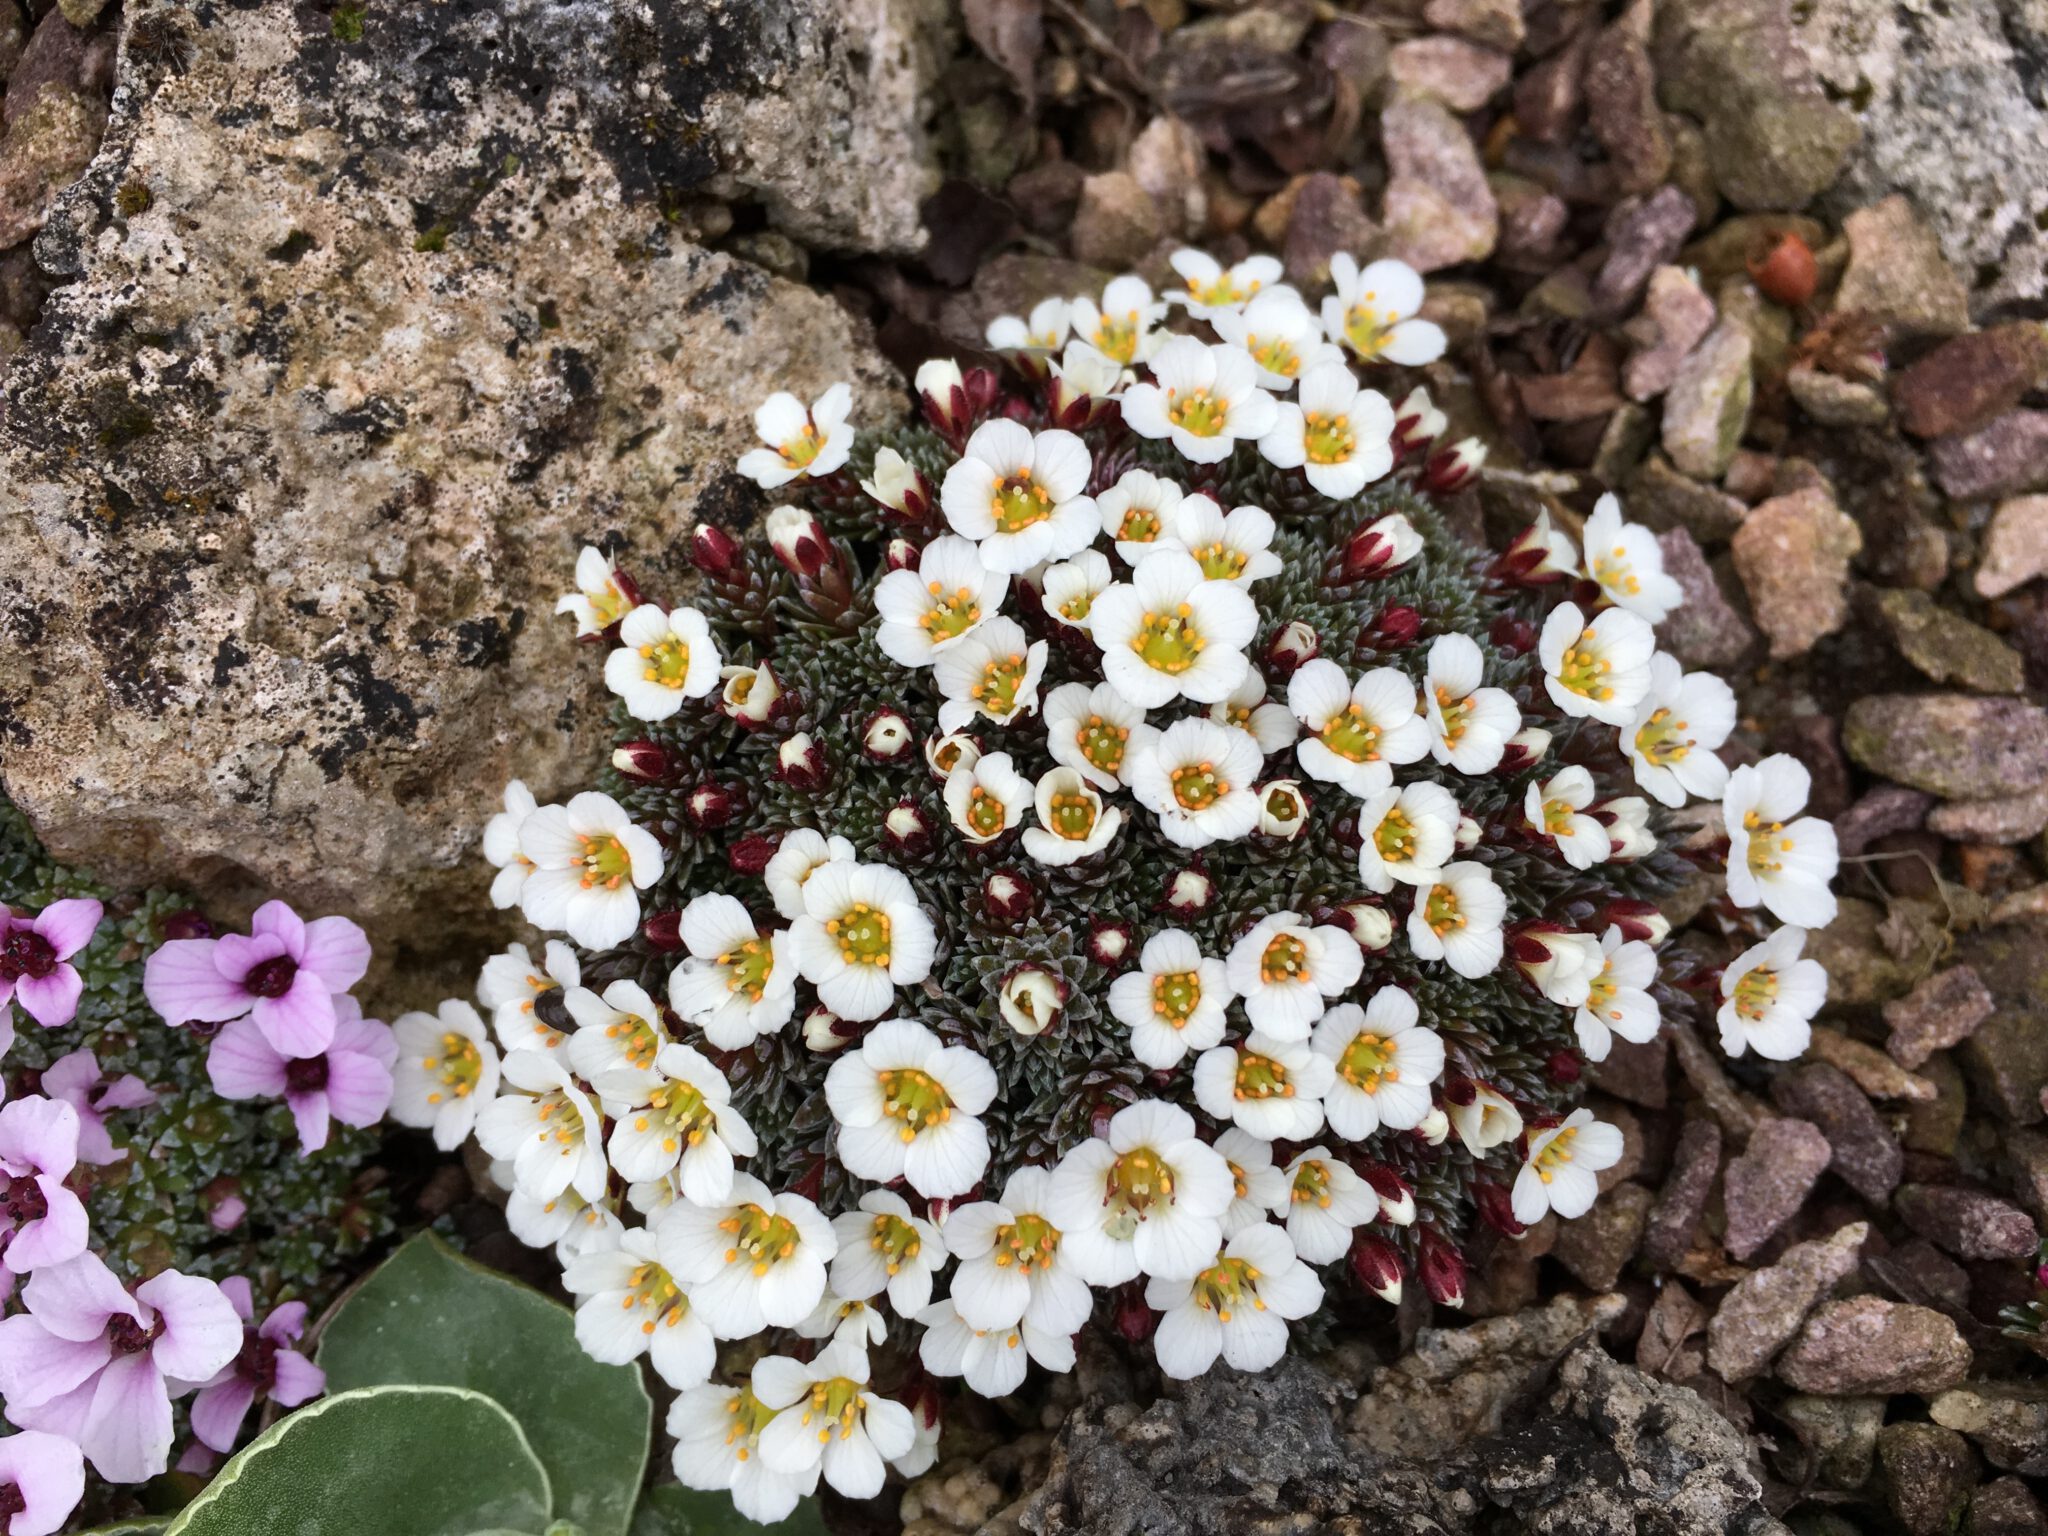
1449,1081,1523,1154
1224,911,1364,1041
1258,362,1397,500
1098,468,1184,565
1718,925,1827,1061
1022,766,1123,866
796,1294,888,1352
1046,1101,1234,1285
924,731,982,780
391,999,500,1151
1523,766,1611,870
656,1171,837,1337
1349,510,1425,576
940,419,1100,573
1539,601,1656,725
1312,989,1444,1139
790,861,939,1022
1148,1222,1322,1380
736,383,854,488
860,445,927,517
1575,928,1662,1062
942,751,1033,845
1607,795,1656,860
874,535,1008,667
1041,549,1114,633
1322,254,1445,365
917,1298,1075,1397
932,616,1050,733
1161,494,1283,585
1210,671,1298,755
720,661,783,725
1504,509,1580,581
1107,928,1233,1070
1724,755,1839,928
565,979,673,1092
1626,653,1735,807
1213,1128,1290,1237
1042,680,1157,791
942,1166,1094,1336
764,829,856,922
1510,1108,1624,1225
563,1227,715,1390
1582,493,1683,622
1128,717,1265,850
754,1339,916,1502
483,780,539,910
1257,779,1311,839
475,1049,608,1203
1049,341,1132,414
1424,634,1523,774
1168,250,1284,317
1341,902,1395,952
1518,928,1606,1008
667,894,798,1051
505,1178,622,1265
829,1190,943,1319
1210,287,1345,389
997,966,1065,1036
1192,1032,1333,1141
668,1382,818,1525
517,791,663,950
602,604,720,721
1091,550,1258,709
1356,780,1461,892
478,939,579,1055
986,296,1071,353
606,1043,758,1202
1120,337,1280,465
1069,274,1169,365
1281,1147,1380,1262
824,1020,996,1198
1407,862,1506,978
1286,659,1430,798
555,545,633,636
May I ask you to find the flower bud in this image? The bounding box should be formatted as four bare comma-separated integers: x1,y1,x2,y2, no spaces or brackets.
1604,797,1655,860
885,537,919,572
611,740,676,782
1472,1180,1527,1239
690,523,744,583
1357,1163,1416,1226
1390,385,1447,462
685,782,739,830
1496,727,1551,774
1600,898,1669,947
720,662,784,726
803,1004,857,1054
1455,814,1482,849
1113,1284,1156,1344
1088,919,1134,968
925,731,982,780
1349,1233,1405,1304
859,446,931,520
1046,342,1125,429
982,868,1036,925
1342,513,1423,580
998,965,1066,1037
1546,1049,1582,1085
208,1193,249,1233
1488,612,1538,655
1413,1106,1450,1145
1491,510,1576,586
775,732,828,791
162,908,215,942
1420,436,1486,495
1372,604,1422,648
1163,866,1212,918
1265,620,1319,675
1337,902,1394,952
728,833,778,876
917,360,1001,445
1417,1227,1467,1309
641,908,683,950
765,505,831,578
883,799,933,858
863,709,915,762
1256,780,1310,840
1511,925,1604,1005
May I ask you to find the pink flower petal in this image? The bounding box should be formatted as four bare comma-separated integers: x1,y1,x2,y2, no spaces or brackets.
31,899,101,962
0,1095,81,1178
143,940,252,1026
205,1020,289,1102
248,900,307,959
322,1049,394,1130
259,1300,308,1345
298,915,371,994
330,1010,398,1069
218,1276,255,1322
0,1428,85,1536
15,967,82,1029
22,1253,140,1342
78,1351,174,1484
99,1073,156,1112
134,1270,242,1383
187,1376,256,1455
212,931,289,983
287,1090,332,1154
0,1317,110,1408
7,1181,89,1270
269,1348,325,1409
250,978,337,1058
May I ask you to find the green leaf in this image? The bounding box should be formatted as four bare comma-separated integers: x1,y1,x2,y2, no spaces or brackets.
78,1523,172,1535
164,1385,551,1536
630,1485,828,1535
316,1233,651,1536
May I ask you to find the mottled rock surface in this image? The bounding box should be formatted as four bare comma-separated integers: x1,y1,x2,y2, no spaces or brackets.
1708,1222,1866,1383
0,2,904,975
1842,695,2048,799
1730,487,1862,658
1777,1297,1972,1395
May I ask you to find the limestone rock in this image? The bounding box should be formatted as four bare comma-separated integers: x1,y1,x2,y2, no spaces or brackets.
1935,414,2048,503
1729,487,1861,659
1879,1423,1979,1536
1662,320,1753,480
1707,1222,1867,1383
0,1,899,979
1979,495,2048,600
1777,1297,1972,1395
1833,194,1972,339
1842,695,2048,800
1380,97,1498,273
1722,1116,1831,1261
1931,1384,2048,1477
1884,966,1995,1069
1873,588,2026,695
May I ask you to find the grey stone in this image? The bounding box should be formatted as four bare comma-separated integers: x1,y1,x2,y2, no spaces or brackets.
1643,1118,1721,1269
1707,1221,1867,1383
1777,1297,1972,1395
1928,783,2048,846
1842,695,2048,800
1834,194,1972,339
1769,1065,1903,1205
1932,1385,2048,1477
1895,1184,2040,1261
1387,37,1512,113
1381,98,1498,272
1884,966,1996,1069
1723,1117,1832,1261
1787,364,1889,428
1934,413,2048,503
1594,186,1699,317
1779,1394,1886,1492
1879,1422,1979,1536
1969,1477,2048,1536
1662,320,1753,480
1978,495,2048,600
1956,918,2048,1123
1551,1181,1653,1291
1874,588,2027,695
1729,487,1862,659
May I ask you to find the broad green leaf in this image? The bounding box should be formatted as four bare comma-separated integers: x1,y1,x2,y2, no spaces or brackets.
165,1385,550,1536
630,1485,828,1535
316,1234,651,1536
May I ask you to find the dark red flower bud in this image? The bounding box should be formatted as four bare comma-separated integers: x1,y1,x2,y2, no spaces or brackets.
1162,866,1212,917
728,834,779,876
884,800,934,859
1088,919,1135,968
686,782,740,830
1356,1162,1416,1225
1546,1049,1582,1085
690,523,744,583
1418,1227,1467,1309
642,909,683,951
1420,438,1485,495
1489,613,1538,655
982,869,1036,925
1472,1180,1526,1239
1441,1076,1478,1108
863,709,915,762
161,908,213,942
765,507,832,579
885,538,919,572
1373,604,1422,647
1600,898,1670,946
1113,1284,1155,1344
611,740,676,783
1265,620,1319,675
775,733,829,791
1349,1233,1405,1304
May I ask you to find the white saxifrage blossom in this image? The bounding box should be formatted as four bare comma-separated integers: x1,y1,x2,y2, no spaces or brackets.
657,1172,837,1338
1089,550,1258,709
391,999,499,1151
754,1339,916,1501
1042,680,1156,791
1322,255,1446,364
483,780,540,910
556,544,633,636
1258,362,1397,500
942,1166,1093,1336
1210,287,1345,389
1518,928,1607,1008
1449,1081,1523,1154
942,751,1033,845
668,1381,818,1524
1355,780,1460,892
1040,549,1114,632
940,419,1101,573
1047,1101,1233,1285
823,1020,997,1198
1108,928,1233,1069
1572,928,1661,1062
874,535,1008,667
475,1049,609,1204
565,979,673,1090
1523,766,1611,871
1287,659,1430,798
1225,911,1364,1040
604,1042,757,1203
1168,249,1283,317
1127,717,1265,850
1424,634,1522,774
1582,494,1683,622
1626,653,1735,807
603,603,720,720
736,383,854,488
1511,1109,1624,1225
1192,1032,1333,1141
790,862,938,1022
1718,925,1827,1060
1099,468,1185,565
986,296,1070,354
1213,1128,1290,1236
1723,755,1840,928
916,1298,1075,1397
1069,274,1168,365
563,1226,714,1390
478,939,579,1055
517,791,663,950
1021,766,1123,866
667,894,797,1050
933,617,1050,734
1281,1147,1380,1262
1311,989,1445,1139
1210,672,1298,756
1540,601,1656,725
1120,337,1279,465
829,1190,944,1319
1407,862,1507,978
764,829,855,922
1161,495,1283,585
1148,1223,1322,1380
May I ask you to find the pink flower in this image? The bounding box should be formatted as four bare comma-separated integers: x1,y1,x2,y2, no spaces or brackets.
144,900,371,1057
0,1428,85,1536
187,1276,325,1454
0,899,102,1031
205,998,396,1154
0,1096,89,1277
38,1052,154,1167
0,1252,241,1483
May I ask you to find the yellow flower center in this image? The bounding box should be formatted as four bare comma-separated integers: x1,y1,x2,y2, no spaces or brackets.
1116,507,1161,544
921,583,982,640
1093,311,1141,364
1534,1127,1579,1184
1248,335,1299,378
879,1067,953,1141
1585,961,1622,1022
1168,389,1226,438
1190,540,1248,581
1424,885,1464,936
1592,544,1643,598
638,635,691,690
1303,410,1356,465
622,1261,689,1336
1555,642,1615,702
722,1386,780,1455
1132,606,1205,675
972,652,1031,718
604,1006,668,1072
578,833,633,890
778,423,823,470
1290,1157,1334,1207
992,472,1052,533
1743,810,1793,876
868,1212,925,1275
828,902,894,967
1732,964,1780,1022
1338,1031,1395,1091
1374,807,1417,862
1150,969,1202,1027
1105,1146,1175,1213
1343,301,1392,358
1191,1255,1265,1322
992,1212,1060,1272
1434,686,1473,746
422,1032,483,1106
717,937,775,1001
1233,1048,1296,1102
1047,790,1099,841
1076,715,1129,775
1259,932,1308,984
964,785,1010,839
1321,704,1381,763
532,1088,588,1150
1633,707,1693,765
1170,760,1227,811
633,1081,714,1160
797,1377,868,1444
1540,797,1576,836
720,1202,801,1276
